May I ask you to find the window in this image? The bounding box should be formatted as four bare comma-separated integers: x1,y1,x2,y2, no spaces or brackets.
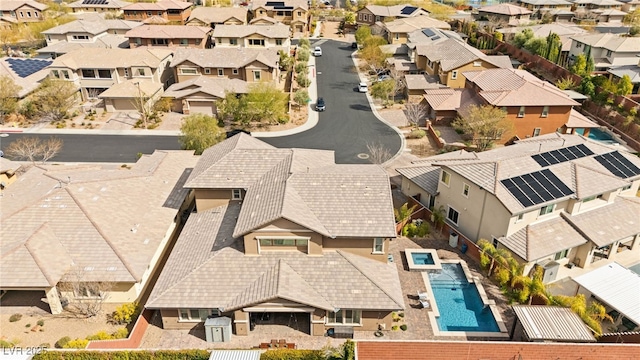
137,68,146,76
427,59,432,68
152,38,168,45
124,68,129,77
82,69,96,78
518,106,525,118
373,238,384,253
554,249,569,260
259,238,309,247
516,213,524,222
97,69,111,79
275,39,283,46
533,127,541,137
440,170,450,186
583,194,602,203
178,309,210,322
447,206,459,225
249,39,265,46
606,50,612,57
180,38,188,46
146,11,152,16
218,68,224,76
27,11,32,18
541,106,549,118
492,237,499,248
253,70,261,81
72,35,89,40
74,286,101,299
451,70,458,80
326,309,362,325
10,11,15,18
51,70,60,78
576,43,582,48
622,184,632,191
204,68,211,74
168,9,180,14
232,189,242,199
62,70,70,79
34,11,38,17
473,61,481,67
395,33,399,40
230,38,238,45
19,11,24,17
462,183,470,197
298,11,301,16
539,204,554,216
232,68,239,75
135,37,142,45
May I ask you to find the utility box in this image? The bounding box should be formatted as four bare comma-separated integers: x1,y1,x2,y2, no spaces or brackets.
541,260,560,283
449,231,459,248
204,316,232,343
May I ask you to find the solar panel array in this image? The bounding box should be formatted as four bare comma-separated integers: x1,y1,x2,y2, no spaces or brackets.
6,58,53,78
82,0,108,4
501,169,573,208
594,151,640,179
265,1,285,6
531,144,594,167
422,28,435,37
401,6,417,15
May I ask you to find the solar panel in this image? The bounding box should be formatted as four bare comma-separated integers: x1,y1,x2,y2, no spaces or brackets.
594,151,640,179
6,58,52,78
422,28,435,37
401,6,418,15
265,1,284,6
501,169,573,208
531,144,594,167
431,35,440,41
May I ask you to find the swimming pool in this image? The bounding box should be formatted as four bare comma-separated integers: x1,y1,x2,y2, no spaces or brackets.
428,263,500,332
628,263,640,275
576,127,619,145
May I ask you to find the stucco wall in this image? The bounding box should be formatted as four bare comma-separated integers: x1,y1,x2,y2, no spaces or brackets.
194,189,239,211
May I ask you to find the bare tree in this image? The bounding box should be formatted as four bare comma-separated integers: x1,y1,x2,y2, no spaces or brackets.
405,102,428,128
58,267,114,318
130,83,154,129
5,136,63,164
367,142,392,164
485,15,508,33
389,66,406,101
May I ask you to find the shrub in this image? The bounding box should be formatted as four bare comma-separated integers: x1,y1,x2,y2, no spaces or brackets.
39,343,50,348
37,320,45,326
153,97,172,113
400,324,408,331
9,314,22,322
416,222,430,237
113,328,129,339
63,339,89,349
260,349,325,360
398,312,405,318
55,336,71,349
33,350,212,360
495,268,511,287
25,323,31,328
0,339,14,348
297,48,310,62
86,331,112,341
297,75,311,88
294,62,308,74
111,302,139,325
407,129,426,139
391,325,399,331
298,38,310,49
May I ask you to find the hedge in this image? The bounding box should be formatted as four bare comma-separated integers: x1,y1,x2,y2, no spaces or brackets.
33,350,210,360
260,349,326,360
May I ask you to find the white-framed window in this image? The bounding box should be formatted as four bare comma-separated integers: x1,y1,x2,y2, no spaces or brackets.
19,11,24,17
583,194,602,203
204,68,211,74
373,238,384,253
137,68,146,76
253,70,261,81
516,213,524,222
34,11,38,17
326,309,362,325
27,11,32,18
61,70,70,79
232,68,239,75
576,42,582,48
462,183,470,197
447,206,459,225
518,106,525,118
180,67,198,75
533,127,541,137
259,238,309,247
541,106,549,118
606,50,612,57
178,309,210,322
232,189,242,200
276,39,283,45
451,70,458,80
440,170,451,186
74,286,102,299
230,38,238,45
427,59,432,68
147,11,152,16
473,61,481,67
152,38,168,46
51,70,60,78
554,249,569,260
248,39,265,46
218,68,224,76
622,184,632,191
539,204,554,216
491,237,499,248
72,35,89,40
82,69,96,78
97,69,111,79
180,38,188,46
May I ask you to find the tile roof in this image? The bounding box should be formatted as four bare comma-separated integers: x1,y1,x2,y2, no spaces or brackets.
565,109,599,128
50,48,173,70
42,19,141,35
517,0,572,5
212,24,290,38
0,0,47,11
147,206,404,311
125,25,211,39
0,157,20,174
403,74,443,90
0,150,197,287
187,6,248,24
571,33,640,52
462,68,579,106
123,0,192,10
170,47,280,69
396,165,440,194
36,35,130,55
142,15,170,24
478,3,533,15
253,0,308,10
407,28,462,45
381,16,451,33
249,16,280,25
422,88,481,111
98,79,163,98
163,76,249,99
416,38,510,72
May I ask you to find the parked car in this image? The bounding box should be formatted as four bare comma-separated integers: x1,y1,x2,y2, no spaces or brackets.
316,97,326,111
358,82,368,93
351,42,358,49
313,46,322,56
377,74,391,82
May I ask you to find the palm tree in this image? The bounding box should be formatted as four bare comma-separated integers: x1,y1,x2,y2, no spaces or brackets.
550,294,613,335
430,205,446,232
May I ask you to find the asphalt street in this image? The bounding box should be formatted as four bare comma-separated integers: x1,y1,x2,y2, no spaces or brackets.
261,40,402,164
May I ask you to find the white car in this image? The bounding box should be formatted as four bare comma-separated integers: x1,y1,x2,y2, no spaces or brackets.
313,46,322,56
358,82,368,93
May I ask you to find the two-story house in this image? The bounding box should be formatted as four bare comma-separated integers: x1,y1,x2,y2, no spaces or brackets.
356,4,429,26
0,150,197,314
422,68,583,140
146,134,404,338
212,24,290,49
125,25,212,48
67,0,129,15
186,6,248,27
608,58,640,94
164,47,280,114
122,0,192,25
379,16,451,45
38,19,141,58
0,0,46,27
515,0,574,21
475,3,533,26
397,133,640,283
571,0,627,22
569,33,640,72
48,48,174,112
251,0,308,33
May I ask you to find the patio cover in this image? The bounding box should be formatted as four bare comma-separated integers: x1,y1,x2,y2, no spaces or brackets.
573,262,640,327
512,305,596,342
209,350,261,360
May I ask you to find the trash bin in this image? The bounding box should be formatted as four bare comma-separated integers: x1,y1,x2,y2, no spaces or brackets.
449,231,459,248
461,242,468,254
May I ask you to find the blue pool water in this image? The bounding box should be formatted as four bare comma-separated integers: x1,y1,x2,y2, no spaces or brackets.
576,128,618,144
629,263,640,275
428,264,500,332
411,252,435,265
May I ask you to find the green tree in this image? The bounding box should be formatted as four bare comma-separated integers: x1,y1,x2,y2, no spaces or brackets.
494,31,504,42
580,77,596,97
355,25,372,45
370,79,395,106
179,113,225,155
513,28,534,48
544,32,562,63
344,12,356,25
524,37,547,56
570,53,588,76
623,9,640,26
555,77,576,90
585,56,595,74
293,89,309,109
0,75,22,124
360,36,389,72
298,38,310,49
32,78,78,122
617,75,633,95
452,105,512,151
219,83,289,127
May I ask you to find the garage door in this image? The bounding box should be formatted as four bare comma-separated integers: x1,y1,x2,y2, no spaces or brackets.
189,101,215,115
112,98,138,112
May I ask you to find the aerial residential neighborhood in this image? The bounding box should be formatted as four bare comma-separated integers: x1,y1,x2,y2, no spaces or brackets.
0,0,640,359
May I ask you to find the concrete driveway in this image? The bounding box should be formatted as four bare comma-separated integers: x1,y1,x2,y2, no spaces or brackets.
261,40,402,164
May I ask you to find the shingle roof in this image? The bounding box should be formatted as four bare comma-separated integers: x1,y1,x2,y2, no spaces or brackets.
187,6,248,24
0,151,197,288
147,206,404,311
170,47,279,69
50,48,173,70
212,24,289,38
478,3,532,15
125,25,211,39
0,0,47,11
123,0,192,10
462,68,579,107
163,76,249,99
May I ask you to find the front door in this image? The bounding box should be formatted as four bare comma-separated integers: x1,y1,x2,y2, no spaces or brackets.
211,326,223,342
